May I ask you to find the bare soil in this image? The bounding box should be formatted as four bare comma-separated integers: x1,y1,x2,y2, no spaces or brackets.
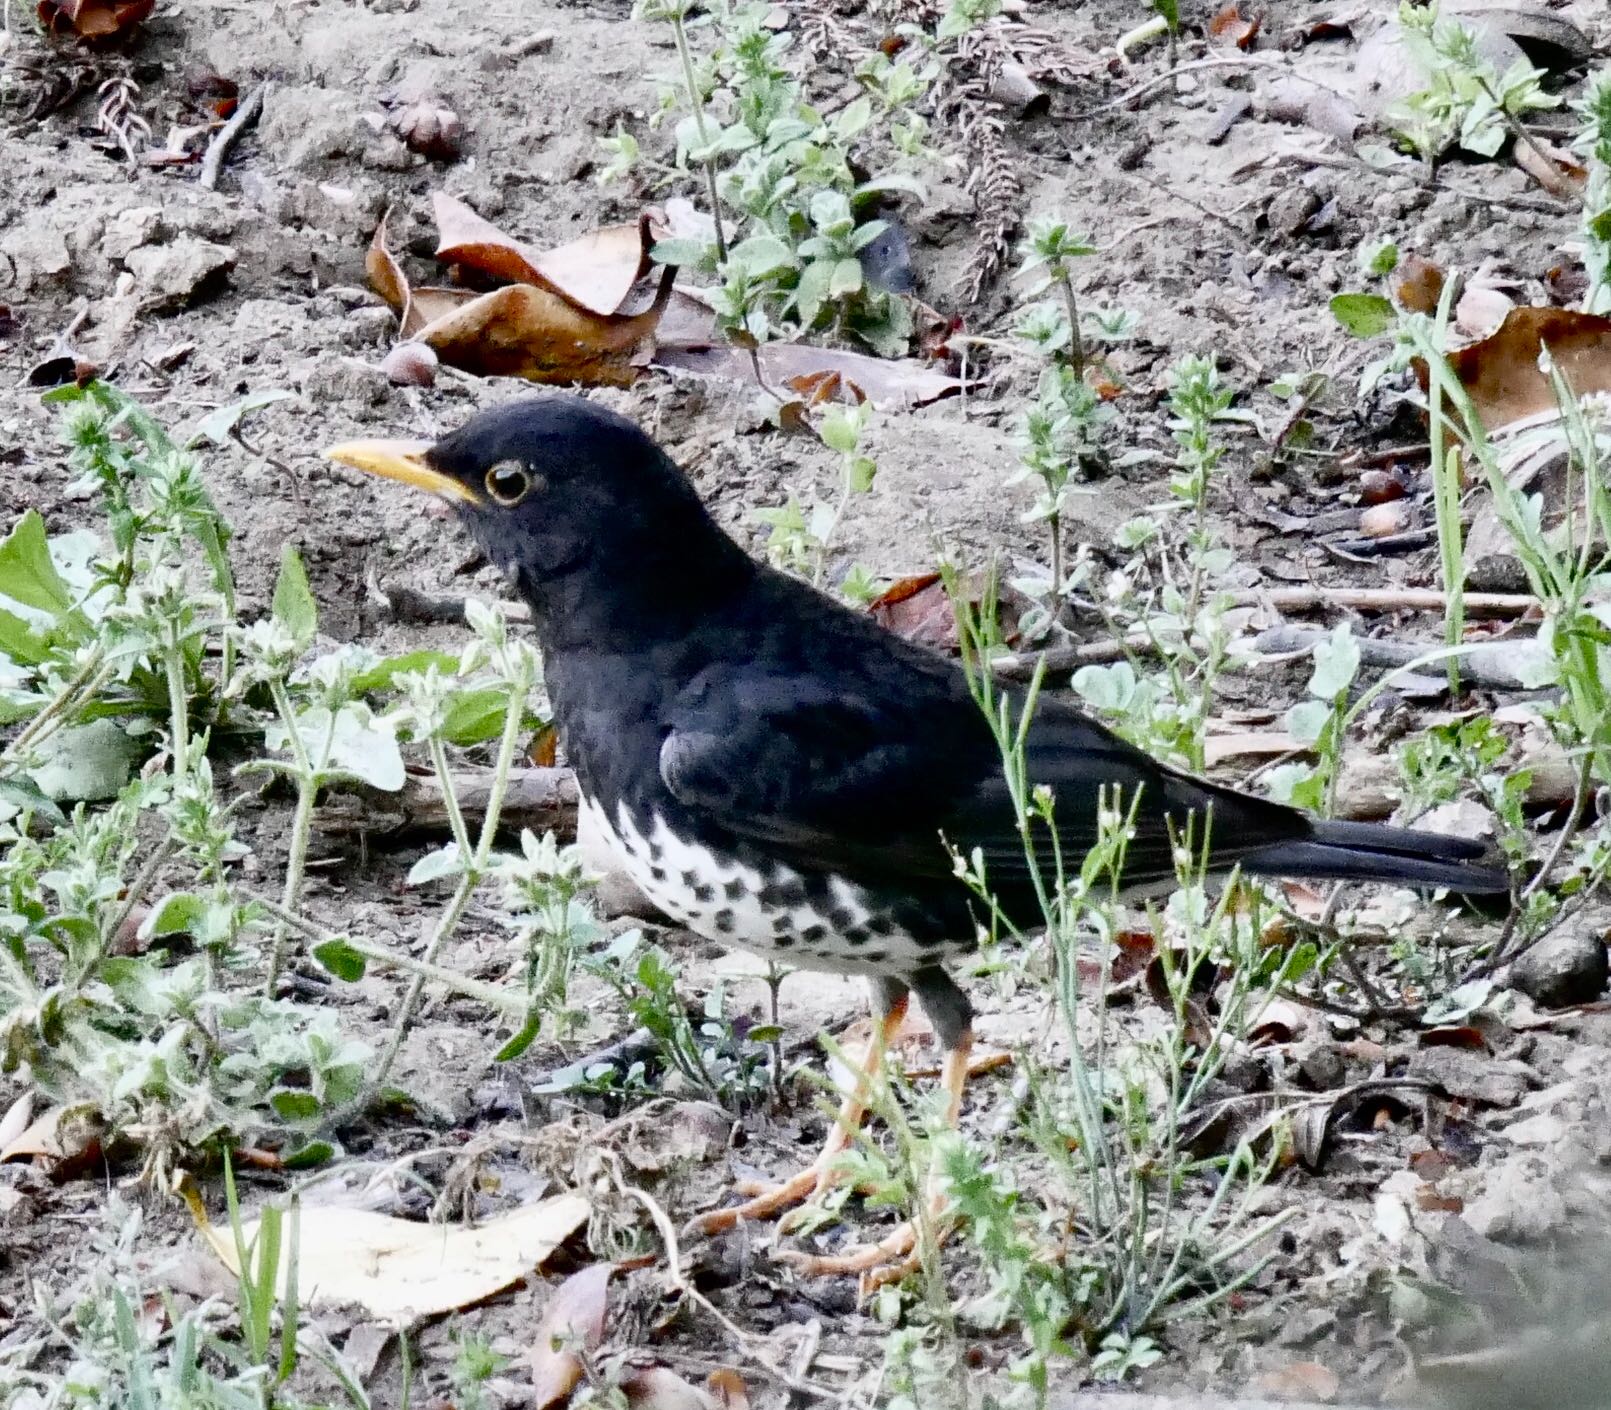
4,2,1611,1407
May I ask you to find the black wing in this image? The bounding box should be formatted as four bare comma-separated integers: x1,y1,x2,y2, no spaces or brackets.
659,662,1309,896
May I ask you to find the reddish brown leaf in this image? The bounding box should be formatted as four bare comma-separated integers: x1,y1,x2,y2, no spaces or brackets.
622,1366,721,1410
654,341,961,411
1512,135,1588,201
1439,307,1611,433
706,1368,750,1410
1391,254,1447,315
1358,468,1407,504
1415,1185,1464,1213
1419,1025,1489,1051
38,0,153,38
868,575,956,652
416,275,672,387
433,194,652,317
1208,2,1261,49
530,1264,613,1410
529,723,559,768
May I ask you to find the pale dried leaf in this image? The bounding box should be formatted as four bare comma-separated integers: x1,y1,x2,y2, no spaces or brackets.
623,1367,722,1410
199,1193,589,1326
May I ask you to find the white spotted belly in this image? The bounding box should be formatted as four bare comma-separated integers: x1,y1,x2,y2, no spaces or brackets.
578,794,931,974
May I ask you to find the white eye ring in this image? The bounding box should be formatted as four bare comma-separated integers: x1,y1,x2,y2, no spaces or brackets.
484,461,531,506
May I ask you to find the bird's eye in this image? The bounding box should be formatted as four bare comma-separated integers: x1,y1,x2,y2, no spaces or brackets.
484,461,532,506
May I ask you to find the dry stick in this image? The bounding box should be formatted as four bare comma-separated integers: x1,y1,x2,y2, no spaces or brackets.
1250,624,1533,691
200,82,267,191
1077,52,1359,119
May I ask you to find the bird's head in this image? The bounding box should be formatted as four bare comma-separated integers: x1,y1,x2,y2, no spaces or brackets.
325,395,748,633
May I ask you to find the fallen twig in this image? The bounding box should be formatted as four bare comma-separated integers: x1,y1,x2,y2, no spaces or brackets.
315,764,577,839
200,81,267,191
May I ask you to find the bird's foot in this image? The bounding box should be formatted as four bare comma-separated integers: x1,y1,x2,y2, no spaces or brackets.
775,1193,952,1295
684,1157,842,1237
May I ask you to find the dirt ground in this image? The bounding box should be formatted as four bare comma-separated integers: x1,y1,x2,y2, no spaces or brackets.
4,1,1611,1407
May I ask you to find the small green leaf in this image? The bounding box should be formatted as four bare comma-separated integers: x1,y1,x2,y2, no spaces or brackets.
728,234,795,279
407,843,463,887
281,1140,336,1169
351,649,460,695
440,686,516,746
0,605,51,666
0,510,73,616
1329,292,1396,338
140,891,207,940
1284,699,1331,746
27,719,141,802
313,938,367,981
0,775,66,826
829,258,864,298
495,1010,543,1062
650,238,711,267
269,1089,322,1122
271,545,317,645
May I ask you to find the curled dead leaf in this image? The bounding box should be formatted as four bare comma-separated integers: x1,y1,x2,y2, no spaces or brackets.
705,1368,750,1410
530,1263,613,1410
38,0,153,39
1512,134,1587,201
1437,307,1611,434
622,1366,722,1410
1359,501,1412,538
1251,1359,1341,1403
434,194,652,318
1208,2,1261,49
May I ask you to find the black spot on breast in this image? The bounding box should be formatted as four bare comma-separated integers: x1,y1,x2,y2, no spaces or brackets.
723,878,746,901
648,838,664,862
827,907,856,932
773,934,794,949
763,877,809,909
843,926,871,946
867,915,896,937
650,866,667,883
800,923,827,943
772,915,793,936
863,949,887,964
691,882,716,903
714,909,735,933
681,869,700,889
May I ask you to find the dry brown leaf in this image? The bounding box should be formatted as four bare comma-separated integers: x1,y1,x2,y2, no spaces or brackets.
416,277,671,387
0,1104,104,1178
198,1193,588,1326
622,1367,721,1410
868,574,956,651
434,194,651,317
1391,254,1447,315
530,1263,613,1410
1512,135,1588,201
1208,2,1261,49
706,1368,751,1410
1360,501,1412,538
1251,1359,1341,1403
1439,307,1611,434
1419,1024,1489,1051
1248,996,1311,1046
366,213,415,338
38,0,153,38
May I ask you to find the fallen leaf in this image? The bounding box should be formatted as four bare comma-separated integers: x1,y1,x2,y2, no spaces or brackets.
1251,1359,1341,1403
1390,254,1447,315
1208,2,1260,49
414,279,671,387
706,1368,750,1410
530,1263,613,1410
1418,1025,1489,1051
197,1193,588,1326
0,1104,104,1178
0,1091,33,1152
653,340,961,412
1454,282,1515,340
623,1367,721,1410
1360,501,1412,538
868,574,954,650
434,194,651,318
1512,134,1587,200
1248,996,1310,1046
37,0,153,39
1415,1185,1464,1213
1437,307,1611,434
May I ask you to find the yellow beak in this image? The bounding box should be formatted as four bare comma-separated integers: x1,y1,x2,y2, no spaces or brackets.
323,439,481,505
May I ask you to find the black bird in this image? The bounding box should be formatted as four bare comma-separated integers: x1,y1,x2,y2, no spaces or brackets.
327,396,1508,1276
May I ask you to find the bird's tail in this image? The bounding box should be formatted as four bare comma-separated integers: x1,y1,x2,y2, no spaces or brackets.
1241,818,1511,894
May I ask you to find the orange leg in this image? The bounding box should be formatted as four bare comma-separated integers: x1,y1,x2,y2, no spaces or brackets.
686,992,909,1237
776,1029,974,1291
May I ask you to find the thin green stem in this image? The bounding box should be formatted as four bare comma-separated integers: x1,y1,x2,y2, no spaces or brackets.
1,649,112,773
671,12,729,264
261,680,328,997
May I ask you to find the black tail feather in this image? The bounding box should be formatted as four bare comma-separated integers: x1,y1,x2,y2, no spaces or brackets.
1242,819,1510,894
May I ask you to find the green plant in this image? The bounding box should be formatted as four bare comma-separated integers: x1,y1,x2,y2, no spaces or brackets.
1574,69,1611,313
1386,1,1559,174
620,0,929,357
754,401,879,591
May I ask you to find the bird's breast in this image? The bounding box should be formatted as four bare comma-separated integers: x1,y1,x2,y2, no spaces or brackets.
577,794,962,976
